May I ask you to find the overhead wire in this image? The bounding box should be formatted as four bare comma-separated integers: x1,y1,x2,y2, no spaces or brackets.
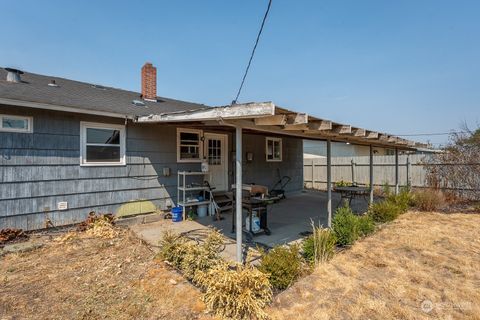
232,0,273,104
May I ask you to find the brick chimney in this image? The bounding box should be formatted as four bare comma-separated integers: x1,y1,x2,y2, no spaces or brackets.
141,62,157,101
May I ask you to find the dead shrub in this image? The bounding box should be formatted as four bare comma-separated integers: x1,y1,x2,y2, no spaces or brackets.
412,189,446,211
77,212,115,232
194,261,272,320
159,229,223,281
0,228,28,245
85,219,119,239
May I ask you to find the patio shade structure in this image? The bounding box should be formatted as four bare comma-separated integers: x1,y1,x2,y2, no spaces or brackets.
136,102,424,262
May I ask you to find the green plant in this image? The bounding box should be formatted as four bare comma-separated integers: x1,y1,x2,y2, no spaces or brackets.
332,205,360,246
412,189,446,211
194,262,272,320
303,223,336,265
357,215,375,236
258,245,302,290
335,180,350,187
382,181,392,196
368,200,402,223
386,189,414,213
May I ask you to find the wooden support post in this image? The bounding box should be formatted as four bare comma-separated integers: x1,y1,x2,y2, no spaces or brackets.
311,160,315,189
406,155,411,188
395,148,399,195
327,139,332,228
369,145,374,204
351,159,356,185
235,126,243,263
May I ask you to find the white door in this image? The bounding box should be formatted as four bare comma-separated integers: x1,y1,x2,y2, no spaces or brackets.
204,133,228,191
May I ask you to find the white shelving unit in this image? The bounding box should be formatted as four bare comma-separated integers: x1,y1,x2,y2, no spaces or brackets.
177,171,211,220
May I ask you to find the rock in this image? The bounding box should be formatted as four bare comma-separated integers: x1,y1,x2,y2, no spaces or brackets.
169,279,178,285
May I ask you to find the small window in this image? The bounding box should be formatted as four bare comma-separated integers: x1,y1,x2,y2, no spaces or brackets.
80,122,126,166
266,137,282,162
177,128,202,162
0,115,32,133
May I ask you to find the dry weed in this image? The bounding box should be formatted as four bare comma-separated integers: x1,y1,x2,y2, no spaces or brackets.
270,211,480,320
0,229,211,320
85,219,119,239
195,261,272,320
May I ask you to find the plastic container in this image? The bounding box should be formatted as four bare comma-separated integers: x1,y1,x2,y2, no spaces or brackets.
171,206,183,222
197,205,208,218
245,211,261,233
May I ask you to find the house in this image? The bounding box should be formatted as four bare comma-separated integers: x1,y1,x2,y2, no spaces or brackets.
304,140,397,158
0,63,424,232
304,140,439,159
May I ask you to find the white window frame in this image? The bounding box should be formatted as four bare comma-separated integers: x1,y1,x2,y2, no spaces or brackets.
266,137,283,162
0,114,33,133
80,121,126,166
177,128,203,163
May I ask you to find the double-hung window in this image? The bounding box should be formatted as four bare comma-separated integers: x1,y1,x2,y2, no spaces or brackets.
177,128,202,162
266,137,282,162
0,115,32,133
80,122,126,166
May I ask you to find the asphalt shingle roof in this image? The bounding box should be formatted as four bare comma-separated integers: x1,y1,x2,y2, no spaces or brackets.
0,68,208,117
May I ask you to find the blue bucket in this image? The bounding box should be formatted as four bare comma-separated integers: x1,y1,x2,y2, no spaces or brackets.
171,207,183,222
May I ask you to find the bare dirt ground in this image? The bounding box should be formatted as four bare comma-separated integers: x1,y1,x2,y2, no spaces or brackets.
0,228,212,320
269,211,480,320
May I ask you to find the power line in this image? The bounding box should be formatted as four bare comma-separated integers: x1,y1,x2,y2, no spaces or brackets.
232,0,273,104
396,131,469,137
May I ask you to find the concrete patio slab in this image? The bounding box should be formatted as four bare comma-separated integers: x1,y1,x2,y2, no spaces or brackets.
129,190,370,262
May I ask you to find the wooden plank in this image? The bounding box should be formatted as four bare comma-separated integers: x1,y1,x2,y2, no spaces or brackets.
283,123,309,131
332,125,352,134
308,120,332,131
137,102,275,122
388,136,398,143
254,115,287,126
286,113,308,124
366,131,379,139
352,128,366,137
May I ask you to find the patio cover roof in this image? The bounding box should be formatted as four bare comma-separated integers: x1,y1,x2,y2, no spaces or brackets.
135,102,426,150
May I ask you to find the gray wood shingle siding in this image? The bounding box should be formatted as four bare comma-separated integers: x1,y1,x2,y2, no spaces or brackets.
1,105,303,230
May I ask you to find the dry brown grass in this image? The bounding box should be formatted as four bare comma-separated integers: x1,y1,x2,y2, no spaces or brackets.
270,211,480,320
0,228,214,320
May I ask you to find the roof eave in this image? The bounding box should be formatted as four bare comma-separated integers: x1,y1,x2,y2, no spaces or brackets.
0,97,134,119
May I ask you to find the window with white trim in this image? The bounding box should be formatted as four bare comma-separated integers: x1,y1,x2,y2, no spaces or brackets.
177,128,203,162
0,115,32,133
266,137,282,162
80,122,126,166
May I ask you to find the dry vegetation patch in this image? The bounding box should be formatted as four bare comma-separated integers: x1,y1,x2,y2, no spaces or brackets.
0,228,213,320
270,212,480,320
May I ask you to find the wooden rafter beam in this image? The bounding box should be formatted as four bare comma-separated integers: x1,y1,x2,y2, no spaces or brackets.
332,124,352,134
254,114,287,126
378,134,389,141
283,123,309,131
286,113,308,125
388,136,398,143
352,127,366,137
308,120,332,131
365,131,379,139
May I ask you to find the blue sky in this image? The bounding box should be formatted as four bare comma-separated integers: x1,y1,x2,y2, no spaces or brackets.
1,0,479,145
